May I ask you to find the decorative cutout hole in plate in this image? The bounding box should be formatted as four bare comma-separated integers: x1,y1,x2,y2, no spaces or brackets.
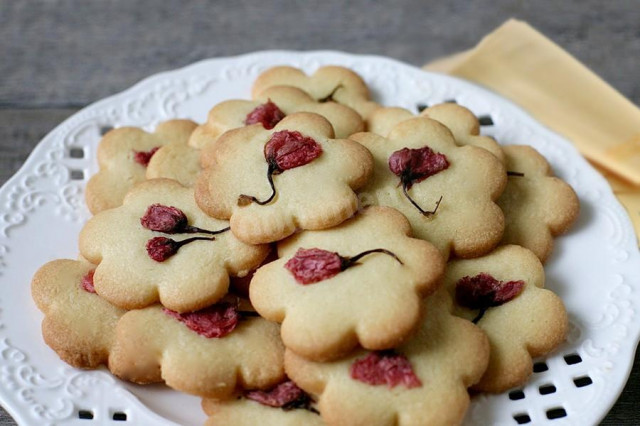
533,361,548,373
478,115,494,126
573,375,593,388
546,407,567,420
444,99,458,104
69,147,85,159
100,125,114,136
113,411,127,421
416,103,428,113
78,410,94,420
539,384,557,395
70,170,85,180
564,353,582,365
513,413,531,424
508,389,525,400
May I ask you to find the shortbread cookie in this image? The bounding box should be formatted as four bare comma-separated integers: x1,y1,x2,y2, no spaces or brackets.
157,86,365,186
202,379,324,426
352,117,506,259
195,113,373,244
31,259,125,368
194,85,365,152
80,178,269,312
285,288,489,426
367,103,505,162
443,244,568,392
109,303,285,398
85,119,197,213
250,206,444,361
252,66,380,120
498,145,579,262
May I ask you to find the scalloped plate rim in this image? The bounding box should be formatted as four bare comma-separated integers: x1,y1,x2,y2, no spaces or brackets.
0,49,638,425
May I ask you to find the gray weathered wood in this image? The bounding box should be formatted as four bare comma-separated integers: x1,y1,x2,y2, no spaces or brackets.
1,1,639,424
1,0,639,108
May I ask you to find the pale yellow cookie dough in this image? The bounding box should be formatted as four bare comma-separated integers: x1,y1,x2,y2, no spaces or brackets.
195,113,373,244
443,244,568,392
250,206,445,361
285,288,489,426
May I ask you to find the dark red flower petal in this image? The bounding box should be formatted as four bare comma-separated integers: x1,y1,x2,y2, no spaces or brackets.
455,272,525,310
163,303,239,338
133,147,160,166
350,351,422,389
245,100,286,130
146,237,179,262
140,204,188,233
146,236,213,262
245,380,309,408
81,270,96,294
388,146,449,189
284,248,342,284
494,279,526,304
265,130,322,171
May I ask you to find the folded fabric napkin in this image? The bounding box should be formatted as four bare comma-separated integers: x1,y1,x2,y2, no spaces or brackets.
424,19,640,242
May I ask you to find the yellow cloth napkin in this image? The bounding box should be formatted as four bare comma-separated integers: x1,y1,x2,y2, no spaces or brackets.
424,19,640,242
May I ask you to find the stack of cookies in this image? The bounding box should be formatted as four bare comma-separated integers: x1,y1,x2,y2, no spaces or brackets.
31,65,579,425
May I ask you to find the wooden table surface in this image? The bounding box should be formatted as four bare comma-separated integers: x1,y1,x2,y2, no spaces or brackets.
2,1,639,424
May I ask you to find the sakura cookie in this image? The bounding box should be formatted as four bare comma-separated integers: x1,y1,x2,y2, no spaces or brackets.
85,119,197,213
109,301,285,398
195,113,373,244
367,103,505,162
252,66,380,120
80,178,269,312
444,244,568,392
498,145,579,262
352,117,506,259
163,86,365,187
250,206,445,361
194,85,365,153
31,259,125,368
285,288,489,426
202,379,323,426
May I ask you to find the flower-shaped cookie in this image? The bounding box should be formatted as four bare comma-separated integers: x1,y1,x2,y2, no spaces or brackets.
198,86,365,168
367,103,505,162
285,288,489,426
352,117,507,259
443,244,568,392
195,85,365,153
86,119,197,213
498,145,580,262
109,303,285,398
252,65,380,120
79,178,269,312
150,86,365,188
201,379,323,426
250,206,445,361
195,113,374,244
31,259,125,368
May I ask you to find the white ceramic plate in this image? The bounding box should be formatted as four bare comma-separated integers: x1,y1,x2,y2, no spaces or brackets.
1,51,638,426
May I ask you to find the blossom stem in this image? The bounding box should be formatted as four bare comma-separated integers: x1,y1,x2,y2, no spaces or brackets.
402,183,442,216
342,249,403,269
238,162,278,206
